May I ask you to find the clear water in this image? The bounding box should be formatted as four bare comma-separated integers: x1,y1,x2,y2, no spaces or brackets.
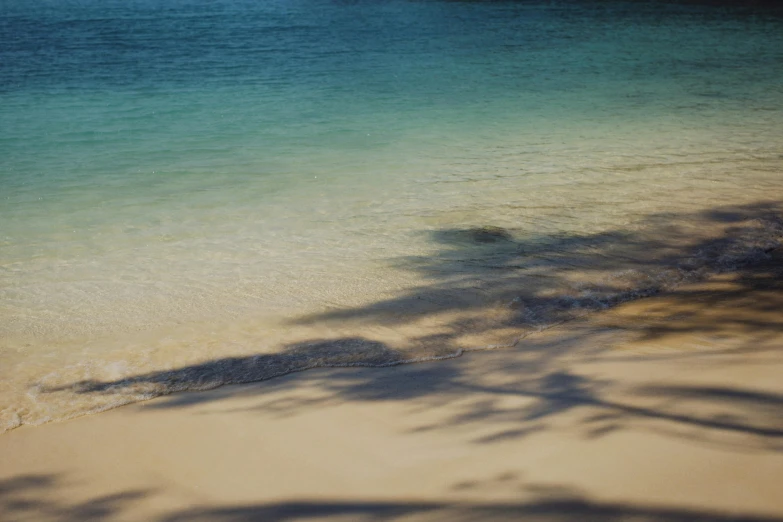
2,0,783,431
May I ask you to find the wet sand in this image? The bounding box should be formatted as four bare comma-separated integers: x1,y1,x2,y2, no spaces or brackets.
1,251,782,521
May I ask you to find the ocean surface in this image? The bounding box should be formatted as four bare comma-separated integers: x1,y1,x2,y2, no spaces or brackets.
1,0,782,432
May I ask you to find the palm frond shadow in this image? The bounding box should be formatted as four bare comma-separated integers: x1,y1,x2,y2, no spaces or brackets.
45,201,783,451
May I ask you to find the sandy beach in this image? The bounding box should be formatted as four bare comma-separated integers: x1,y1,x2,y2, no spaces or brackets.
1,250,781,521
3,2,783,520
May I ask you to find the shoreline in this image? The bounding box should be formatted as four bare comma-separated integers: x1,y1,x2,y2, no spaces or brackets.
4,205,781,435
1,250,781,520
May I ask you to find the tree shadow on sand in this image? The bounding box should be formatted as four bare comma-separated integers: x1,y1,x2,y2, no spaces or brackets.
41,201,783,452
160,498,783,522
0,474,149,522
2,472,782,522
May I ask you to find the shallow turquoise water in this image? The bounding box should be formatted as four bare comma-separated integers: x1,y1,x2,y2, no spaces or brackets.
2,0,783,430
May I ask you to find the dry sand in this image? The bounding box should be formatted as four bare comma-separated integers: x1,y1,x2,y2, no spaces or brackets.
1,252,782,521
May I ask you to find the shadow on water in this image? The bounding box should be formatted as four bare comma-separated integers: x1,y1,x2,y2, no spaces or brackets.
2,473,783,521
37,201,783,455
289,201,783,333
